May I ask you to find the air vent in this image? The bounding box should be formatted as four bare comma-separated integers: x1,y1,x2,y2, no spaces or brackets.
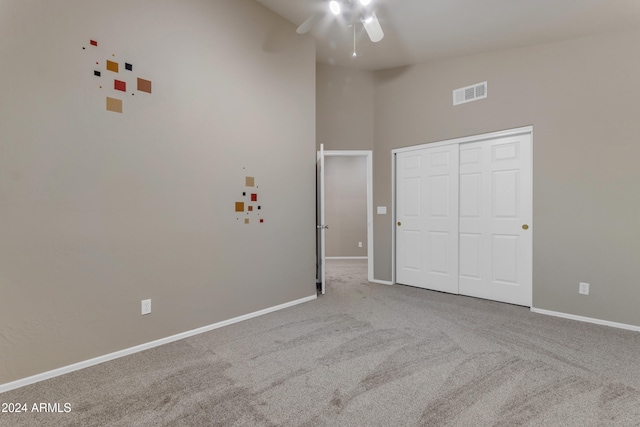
453,81,487,106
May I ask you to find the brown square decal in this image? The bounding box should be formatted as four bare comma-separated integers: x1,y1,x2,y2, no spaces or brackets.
137,78,152,93
235,202,244,212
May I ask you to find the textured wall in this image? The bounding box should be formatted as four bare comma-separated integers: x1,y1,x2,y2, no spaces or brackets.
0,0,316,384
372,29,640,327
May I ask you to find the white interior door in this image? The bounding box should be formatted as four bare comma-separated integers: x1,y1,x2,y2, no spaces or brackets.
316,144,326,295
396,145,459,293
459,134,532,306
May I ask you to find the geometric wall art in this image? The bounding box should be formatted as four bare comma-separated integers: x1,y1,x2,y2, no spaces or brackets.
137,78,152,94
235,171,264,224
83,39,153,114
114,80,126,92
106,97,123,113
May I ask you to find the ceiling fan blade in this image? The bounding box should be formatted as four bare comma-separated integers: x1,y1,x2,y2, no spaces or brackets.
362,12,384,42
297,12,323,34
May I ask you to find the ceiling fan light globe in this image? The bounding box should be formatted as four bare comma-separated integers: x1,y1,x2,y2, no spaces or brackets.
329,1,341,15
360,0,372,5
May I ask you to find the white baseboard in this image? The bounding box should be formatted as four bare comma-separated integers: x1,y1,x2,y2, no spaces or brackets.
0,294,317,394
369,279,393,285
325,257,368,260
530,307,640,332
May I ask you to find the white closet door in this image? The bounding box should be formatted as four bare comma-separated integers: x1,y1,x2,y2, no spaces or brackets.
458,133,532,306
396,145,459,293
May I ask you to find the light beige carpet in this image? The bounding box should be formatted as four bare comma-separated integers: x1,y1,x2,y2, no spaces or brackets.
2,259,640,426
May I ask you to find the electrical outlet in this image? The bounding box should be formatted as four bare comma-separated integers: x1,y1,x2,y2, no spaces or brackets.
579,282,589,295
141,299,151,315
358,242,363,248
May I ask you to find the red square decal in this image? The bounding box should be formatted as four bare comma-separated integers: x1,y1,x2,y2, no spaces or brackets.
114,80,126,92
260,219,264,223
251,194,257,202
90,40,98,46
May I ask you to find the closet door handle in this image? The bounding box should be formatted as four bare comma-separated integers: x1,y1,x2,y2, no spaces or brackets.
397,222,402,226
522,224,529,230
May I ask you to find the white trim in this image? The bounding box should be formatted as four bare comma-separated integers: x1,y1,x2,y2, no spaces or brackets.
0,294,317,394
391,149,396,284
392,126,533,155
369,279,393,285
530,308,640,332
326,256,368,260
366,151,374,283
324,150,370,157
323,150,374,283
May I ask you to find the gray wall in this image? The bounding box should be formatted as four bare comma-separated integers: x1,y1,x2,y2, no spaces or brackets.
317,64,374,151
372,29,640,327
325,156,368,257
0,0,316,385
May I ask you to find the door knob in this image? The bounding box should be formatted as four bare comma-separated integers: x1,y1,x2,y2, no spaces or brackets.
522,224,529,230
397,222,401,226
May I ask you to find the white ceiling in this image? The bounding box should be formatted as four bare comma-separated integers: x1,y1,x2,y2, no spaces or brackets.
255,0,640,70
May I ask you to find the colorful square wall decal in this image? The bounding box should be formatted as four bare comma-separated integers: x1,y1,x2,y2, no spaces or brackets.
251,194,257,202
245,218,250,224
246,177,255,187
260,219,264,223
85,40,154,115
248,206,253,212
235,202,245,212
137,78,152,93
106,60,119,73
106,97,122,113
114,80,126,92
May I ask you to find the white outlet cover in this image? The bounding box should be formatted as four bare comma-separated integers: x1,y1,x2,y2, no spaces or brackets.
141,299,151,315
377,206,387,215
579,282,589,295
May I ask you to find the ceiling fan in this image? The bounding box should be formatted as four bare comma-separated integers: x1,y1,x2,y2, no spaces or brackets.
296,0,384,43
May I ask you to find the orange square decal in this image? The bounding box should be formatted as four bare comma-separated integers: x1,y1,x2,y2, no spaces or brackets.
106,60,119,73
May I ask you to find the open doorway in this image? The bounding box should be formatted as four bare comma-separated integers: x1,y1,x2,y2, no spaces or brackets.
319,150,373,288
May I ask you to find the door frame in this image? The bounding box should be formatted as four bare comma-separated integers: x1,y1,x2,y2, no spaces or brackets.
392,126,533,288
320,150,374,283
